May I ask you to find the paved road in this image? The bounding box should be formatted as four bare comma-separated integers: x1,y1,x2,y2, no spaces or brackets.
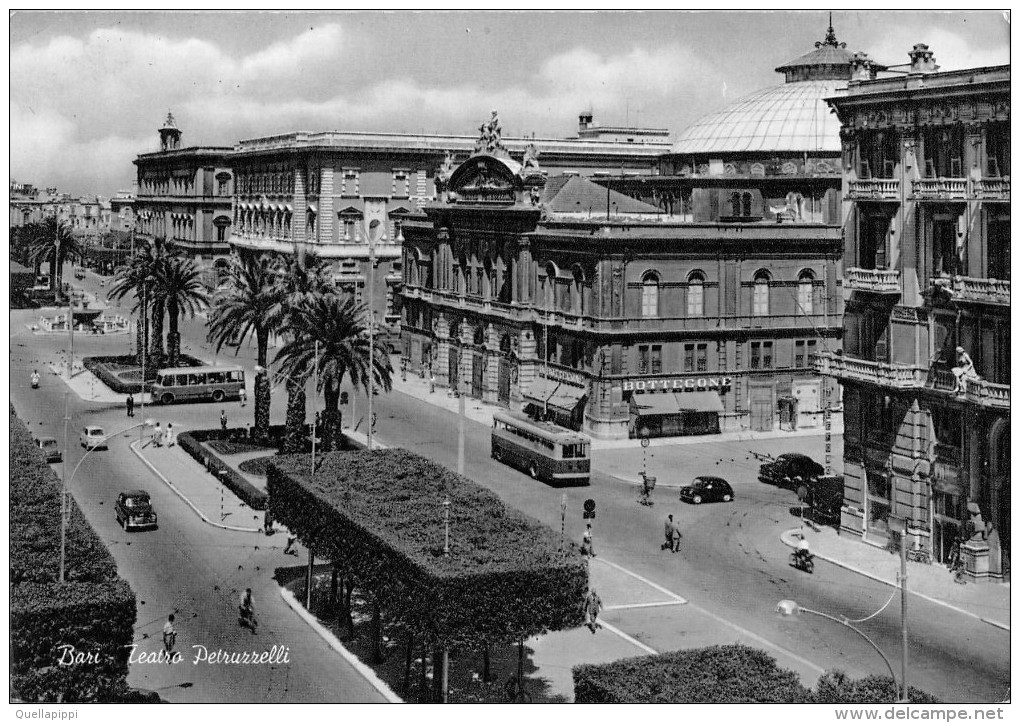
11,308,387,703
34,270,1010,703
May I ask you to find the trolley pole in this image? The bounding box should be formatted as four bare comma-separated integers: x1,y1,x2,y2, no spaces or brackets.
59,393,70,583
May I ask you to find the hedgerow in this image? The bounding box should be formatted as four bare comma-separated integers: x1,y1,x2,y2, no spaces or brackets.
176,430,268,510
10,408,138,702
267,449,588,648
82,354,205,393
813,670,941,703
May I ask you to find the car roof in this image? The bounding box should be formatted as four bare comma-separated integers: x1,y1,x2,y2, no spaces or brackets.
84,425,104,432
38,436,58,443
778,453,816,462
122,490,150,498
694,475,729,484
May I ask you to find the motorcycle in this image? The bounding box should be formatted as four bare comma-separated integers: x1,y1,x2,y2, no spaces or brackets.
789,549,815,574
31,374,39,390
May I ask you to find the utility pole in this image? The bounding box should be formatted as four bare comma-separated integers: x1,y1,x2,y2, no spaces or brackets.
67,295,74,379
59,393,70,583
900,530,909,702
366,224,376,451
138,281,148,443
311,340,319,473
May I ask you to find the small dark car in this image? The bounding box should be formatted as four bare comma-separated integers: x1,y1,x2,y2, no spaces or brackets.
116,490,158,531
758,453,824,489
35,436,63,463
680,476,734,504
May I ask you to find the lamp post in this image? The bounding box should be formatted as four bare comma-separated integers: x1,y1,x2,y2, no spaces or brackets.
138,276,155,443
61,417,155,582
364,220,382,452
776,599,906,702
441,496,451,704
888,514,909,702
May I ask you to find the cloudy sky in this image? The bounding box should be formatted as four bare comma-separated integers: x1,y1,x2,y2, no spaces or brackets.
10,10,1009,197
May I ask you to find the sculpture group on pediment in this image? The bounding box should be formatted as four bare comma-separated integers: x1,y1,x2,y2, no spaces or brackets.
474,109,506,155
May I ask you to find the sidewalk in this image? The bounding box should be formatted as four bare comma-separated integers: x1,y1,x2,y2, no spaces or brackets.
47,361,152,405
387,367,844,452
780,526,1010,632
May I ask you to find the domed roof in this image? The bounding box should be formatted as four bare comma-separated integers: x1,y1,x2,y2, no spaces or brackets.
672,20,858,156
671,79,845,155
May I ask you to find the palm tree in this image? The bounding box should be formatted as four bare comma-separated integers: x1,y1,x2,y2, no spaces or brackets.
108,239,163,366
274,294,393,454
267,251,335,453
157,255,210,367
207,253,278,441
27,218,82,300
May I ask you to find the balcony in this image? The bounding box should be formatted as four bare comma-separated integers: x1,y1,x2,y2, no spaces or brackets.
931,275,1010,306
814,352,925,389
845,267,901,294
972,177,1010,201
911,178,967,201
925,366,1010,410
848,179,900,201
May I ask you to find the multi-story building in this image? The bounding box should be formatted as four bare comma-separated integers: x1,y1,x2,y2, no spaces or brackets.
9,183,69,228
109,189,136,237
824,47,1009,580
133,112,233,276
228,113,671,345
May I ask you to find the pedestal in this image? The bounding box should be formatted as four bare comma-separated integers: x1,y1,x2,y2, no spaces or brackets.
961,539,991,582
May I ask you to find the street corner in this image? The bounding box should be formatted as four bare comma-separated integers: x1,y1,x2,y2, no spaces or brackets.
590,557,686,610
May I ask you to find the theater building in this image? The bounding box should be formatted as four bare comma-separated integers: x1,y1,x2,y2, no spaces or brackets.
824,49,1009,579
399,114,843,440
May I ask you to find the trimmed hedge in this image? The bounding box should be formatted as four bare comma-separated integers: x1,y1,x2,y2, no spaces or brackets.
176,429,268,510
268,449,588,647
10,408,138,701
813,670,941,704
572,644,812,703
82,354,205,394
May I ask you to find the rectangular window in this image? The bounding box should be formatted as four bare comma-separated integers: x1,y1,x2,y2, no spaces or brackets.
650,345,662,374
696,343,707,372
750,342,761,370
638,345,650,375
762,341,773,369
684,344,695,373
795,340,805,368
806,340,817,366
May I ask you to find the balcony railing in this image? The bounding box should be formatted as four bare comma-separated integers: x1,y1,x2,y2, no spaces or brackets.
814,352,925,389
848,179,900,201
931,275,1010,306
972,177,1010,201
926,365,1011,410
845,267,901,294
911,178,967,200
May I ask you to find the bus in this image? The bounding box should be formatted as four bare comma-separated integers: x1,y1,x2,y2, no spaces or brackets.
491,411,591,486
150,365,246,405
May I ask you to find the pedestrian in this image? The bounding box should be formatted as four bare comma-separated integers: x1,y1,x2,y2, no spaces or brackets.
152,422,162,448
239,386,247,407
263,507,274,535
283,534,298,556
164,422,175,448
581,523,595,557
429,371,436,394
162,614,177,662
126,393,135,418
401,359,407,383
220,409,228,431
584,589,603,633
663,514,677,552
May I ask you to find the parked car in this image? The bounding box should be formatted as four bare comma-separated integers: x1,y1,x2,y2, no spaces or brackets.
758,453,824,489
34,436,63,463
79,425,107,450
679,476,734,504
115,490,158,531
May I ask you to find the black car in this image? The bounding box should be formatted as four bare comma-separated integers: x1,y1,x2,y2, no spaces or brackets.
115,490,158,531
758,453,824,489
679,476,734,504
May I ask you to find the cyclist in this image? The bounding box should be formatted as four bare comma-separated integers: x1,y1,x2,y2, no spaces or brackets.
31,369,40,389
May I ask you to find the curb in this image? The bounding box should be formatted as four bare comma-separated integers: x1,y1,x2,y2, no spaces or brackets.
279,587,402,703
780,529,1010,632
130,440,262,534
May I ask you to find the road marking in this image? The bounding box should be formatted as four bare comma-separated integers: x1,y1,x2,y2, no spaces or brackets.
604,601,687,612
598,621,658,655
593,557,687,603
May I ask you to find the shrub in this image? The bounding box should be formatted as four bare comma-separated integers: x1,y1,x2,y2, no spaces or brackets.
176,430,267,510
813,670,940,704
9,409,137,702
572,644,812,703
268,449,588,648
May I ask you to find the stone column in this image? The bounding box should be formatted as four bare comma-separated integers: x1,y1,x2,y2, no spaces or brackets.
483,323,499,404
435,313,450,388
293,166,307,245
518,237,532,305
319,167,335,244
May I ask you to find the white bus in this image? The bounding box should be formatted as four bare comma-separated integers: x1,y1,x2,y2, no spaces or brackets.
151,365,245,405
491,411,591,486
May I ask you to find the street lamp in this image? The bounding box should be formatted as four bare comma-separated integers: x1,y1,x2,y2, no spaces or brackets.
255,341,319,473
362,219,383,452
60,416,155,582
776,599,906,702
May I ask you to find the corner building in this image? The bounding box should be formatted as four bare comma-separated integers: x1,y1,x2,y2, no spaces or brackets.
825,48,1009,579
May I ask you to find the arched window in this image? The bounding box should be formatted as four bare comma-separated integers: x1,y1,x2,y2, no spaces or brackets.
742,192,753,217
687,272,705,317
641,272,660,318
544,262,558,310
572,264,586,315
798,270,815,315
752,271,770,317
730,192,741,217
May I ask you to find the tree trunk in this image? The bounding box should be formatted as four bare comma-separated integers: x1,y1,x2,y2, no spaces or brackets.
149,298,165,367
483,643,491,682
322,383,342,454
419,648,428,702
343,575,355,640
135,315,145,366
431,645,444,702
330,563,339,617
167,304,181,367
371,599,383,664
252,330,271,441
517,639,525,683
403,632,415,697
283,378,307,454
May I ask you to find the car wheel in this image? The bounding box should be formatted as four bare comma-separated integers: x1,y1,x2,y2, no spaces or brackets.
528,462,539,479
212,390,225,402
722,494,732,502
161,392,174,405
692,495,702,504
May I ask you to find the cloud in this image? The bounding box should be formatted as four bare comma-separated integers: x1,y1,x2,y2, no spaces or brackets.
869,26,1009,71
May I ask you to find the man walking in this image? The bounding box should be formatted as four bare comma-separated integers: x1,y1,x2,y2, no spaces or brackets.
162,614,177,662
584,589,603,633
164,422,175,448
126,393,135,418
220,409,228,432
239,386,247,407
581,523,596,557
663,514,679,552
152,422,162,448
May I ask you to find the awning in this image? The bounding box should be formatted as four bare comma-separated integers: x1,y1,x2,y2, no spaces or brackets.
674,391,724,413
632,393,679,416
546,383,586,414
523,376,558,406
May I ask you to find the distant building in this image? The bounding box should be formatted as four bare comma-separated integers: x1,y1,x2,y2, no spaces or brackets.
825,48,1009,580
133,112,234,277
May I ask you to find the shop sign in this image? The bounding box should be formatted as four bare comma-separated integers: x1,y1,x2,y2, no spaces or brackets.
621,376,732,393
543,367,587,387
